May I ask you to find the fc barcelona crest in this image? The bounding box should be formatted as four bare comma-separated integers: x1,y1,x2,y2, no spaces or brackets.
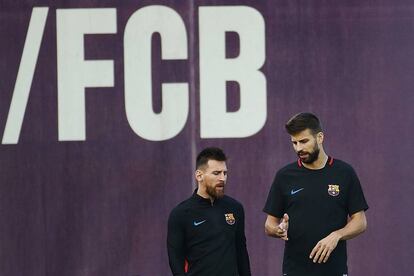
224,213,236,225
328,184,340,196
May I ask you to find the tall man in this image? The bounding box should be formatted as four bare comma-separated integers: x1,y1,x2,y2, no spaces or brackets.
168,147,251,276
264,113,368,276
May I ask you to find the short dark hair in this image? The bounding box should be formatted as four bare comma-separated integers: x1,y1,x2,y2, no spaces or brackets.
196,147,227,169
285,112,323,135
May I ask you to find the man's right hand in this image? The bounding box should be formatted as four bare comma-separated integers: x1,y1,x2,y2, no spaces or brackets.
276,213,289,240
265,213,290,240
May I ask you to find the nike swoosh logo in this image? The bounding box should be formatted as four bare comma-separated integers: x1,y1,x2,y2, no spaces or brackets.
193,220,206,226
290,188,304,195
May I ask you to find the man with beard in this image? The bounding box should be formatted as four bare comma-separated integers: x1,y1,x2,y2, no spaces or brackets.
167,147,251,276
263,113,368,276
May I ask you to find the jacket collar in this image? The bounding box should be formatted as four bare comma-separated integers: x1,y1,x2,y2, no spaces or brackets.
192,189,217,206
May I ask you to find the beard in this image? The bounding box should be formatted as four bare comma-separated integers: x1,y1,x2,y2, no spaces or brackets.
206,184,225,199
298,143,320,164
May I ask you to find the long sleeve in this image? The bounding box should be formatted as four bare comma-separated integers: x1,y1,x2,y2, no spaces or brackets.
167,209,187,276
235,205,251,276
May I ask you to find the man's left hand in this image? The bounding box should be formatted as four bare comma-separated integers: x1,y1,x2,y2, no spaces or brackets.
309,231,341,263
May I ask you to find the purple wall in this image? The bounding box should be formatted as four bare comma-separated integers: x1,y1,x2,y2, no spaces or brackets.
1,1,413,275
